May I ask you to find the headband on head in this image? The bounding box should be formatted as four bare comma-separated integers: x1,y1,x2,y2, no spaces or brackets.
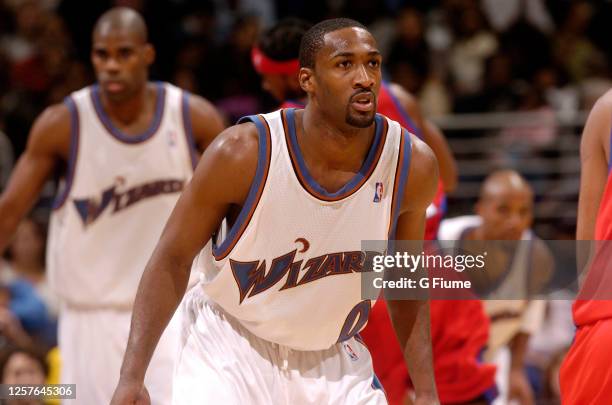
251,47,300,75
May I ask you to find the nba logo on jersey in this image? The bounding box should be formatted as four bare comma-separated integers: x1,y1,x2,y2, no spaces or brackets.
343,343,359,361
373,182,384,202
167,130,177,147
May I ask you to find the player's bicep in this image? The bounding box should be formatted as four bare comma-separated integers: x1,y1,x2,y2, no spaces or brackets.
188,94,227,153
0,105,69,225
577,98,611,240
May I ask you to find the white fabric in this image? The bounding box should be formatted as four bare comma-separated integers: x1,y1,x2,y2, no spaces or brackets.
195,110,405,350
59,304,182,405
47,82,194,308
173,288,387,405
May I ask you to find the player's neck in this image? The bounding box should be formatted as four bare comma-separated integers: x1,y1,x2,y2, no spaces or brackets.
99,83,151,126
299,106,375,171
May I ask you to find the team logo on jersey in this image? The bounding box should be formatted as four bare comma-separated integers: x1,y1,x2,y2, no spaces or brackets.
373,182,384,202
343,343,359,361
73,177,185,227
229,248,380,304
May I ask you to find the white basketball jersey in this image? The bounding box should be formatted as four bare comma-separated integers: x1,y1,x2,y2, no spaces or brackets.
48,82,196,308
194,108,412,351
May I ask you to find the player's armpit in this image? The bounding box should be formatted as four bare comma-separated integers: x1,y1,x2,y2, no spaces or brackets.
0,103,70,253
187,93,227,154
116,122,259,387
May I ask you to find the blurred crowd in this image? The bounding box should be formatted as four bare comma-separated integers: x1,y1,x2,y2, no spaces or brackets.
0,0,603,402
0,0,611,161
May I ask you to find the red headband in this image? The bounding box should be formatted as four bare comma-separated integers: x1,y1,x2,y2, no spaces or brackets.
251,47,300,75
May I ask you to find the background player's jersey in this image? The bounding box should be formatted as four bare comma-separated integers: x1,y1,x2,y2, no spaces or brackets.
193,108,411,350
572,129,612,325
47,82,196,308
377,82,446,240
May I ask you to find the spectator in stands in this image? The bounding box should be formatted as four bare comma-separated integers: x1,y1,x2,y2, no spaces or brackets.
0,345,47,405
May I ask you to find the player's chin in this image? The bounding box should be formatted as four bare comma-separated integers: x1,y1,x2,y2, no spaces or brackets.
346,110,376,128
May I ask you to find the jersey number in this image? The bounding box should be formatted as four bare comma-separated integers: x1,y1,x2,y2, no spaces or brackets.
337,300,371,343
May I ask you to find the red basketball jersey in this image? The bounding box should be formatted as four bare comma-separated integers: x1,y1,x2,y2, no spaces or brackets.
572,153,612,326
377,82,446,240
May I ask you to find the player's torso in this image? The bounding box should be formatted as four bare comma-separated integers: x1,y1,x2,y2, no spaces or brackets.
196,108,410,350
48,82,196,308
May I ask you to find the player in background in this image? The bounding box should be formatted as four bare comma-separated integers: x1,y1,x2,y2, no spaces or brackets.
438,170,553,405
0,7,225,404
112,18,440,405
559,89,612,404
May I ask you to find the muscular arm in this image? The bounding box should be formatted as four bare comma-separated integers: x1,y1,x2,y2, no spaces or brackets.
0,104,70,253
577,93,611,240
386,136,439,403
114,123,258,392
187,94,227,153
389,83,457,192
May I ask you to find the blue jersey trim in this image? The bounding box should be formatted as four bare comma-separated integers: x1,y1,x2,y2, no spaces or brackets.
388,130,413,241
212,114,271,260
181,91,199,169
52,96,80,210
285,108,385,200
90,81,166,144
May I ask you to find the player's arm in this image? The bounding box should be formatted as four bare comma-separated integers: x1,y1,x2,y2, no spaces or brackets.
507,332,535,405
389,82,457,192
111,123,258,405
187,93,227,153
577,93,611,240
386,136,439,405
0,104,69,253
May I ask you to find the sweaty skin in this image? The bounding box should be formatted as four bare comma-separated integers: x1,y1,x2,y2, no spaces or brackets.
112,26,440,405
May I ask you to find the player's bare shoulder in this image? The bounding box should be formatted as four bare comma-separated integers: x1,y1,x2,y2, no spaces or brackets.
582,88,612,160
185,93,226,151
27,102,73,162
191,121,260,206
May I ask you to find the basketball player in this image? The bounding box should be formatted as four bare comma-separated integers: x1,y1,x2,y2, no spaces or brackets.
559,90,612,404
0,7,225,404
112,18,440,405
438,170,553,405
252,20,497,405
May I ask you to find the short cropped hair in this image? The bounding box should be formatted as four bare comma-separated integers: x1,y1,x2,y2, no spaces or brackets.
298,18,367,69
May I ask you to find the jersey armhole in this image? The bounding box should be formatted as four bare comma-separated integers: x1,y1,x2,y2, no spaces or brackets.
181,91,199,170
212,115,272,260
52,96,80,210
387,129,412,245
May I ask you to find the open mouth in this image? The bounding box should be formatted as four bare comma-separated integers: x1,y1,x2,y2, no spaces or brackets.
350,92,374,112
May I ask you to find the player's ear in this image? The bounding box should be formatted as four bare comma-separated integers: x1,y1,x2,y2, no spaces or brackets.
299,67,315,94
143,43,155,65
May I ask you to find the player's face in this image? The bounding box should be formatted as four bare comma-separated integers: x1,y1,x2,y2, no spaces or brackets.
91,30,154,103
477,190,533,240
309,27,382,128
